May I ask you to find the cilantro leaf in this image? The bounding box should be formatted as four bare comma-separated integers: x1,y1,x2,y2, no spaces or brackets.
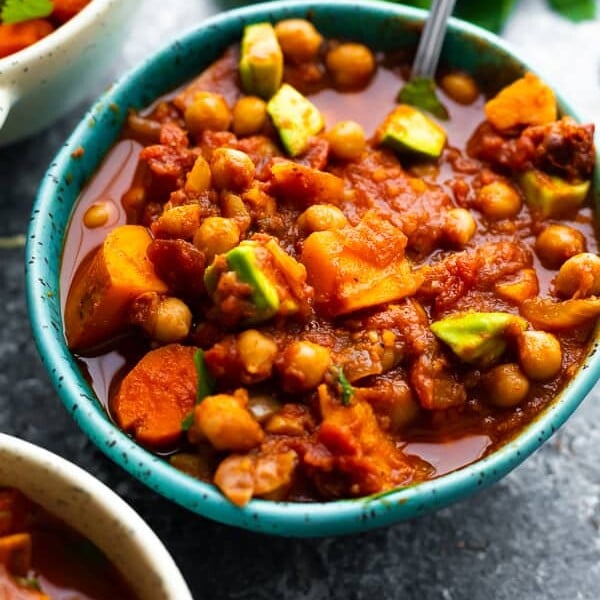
1,0,53,24
397,76,449,120
547,0,596,22
337,368,354,406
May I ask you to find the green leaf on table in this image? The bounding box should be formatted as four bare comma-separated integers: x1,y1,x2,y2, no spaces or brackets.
0,0,53,24
547,0,596,22
397,76,449,120
395,0,519,32
454,0,519,32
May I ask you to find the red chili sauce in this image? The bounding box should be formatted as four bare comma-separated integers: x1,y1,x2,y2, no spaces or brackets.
60,21,597,505
0,488,137,600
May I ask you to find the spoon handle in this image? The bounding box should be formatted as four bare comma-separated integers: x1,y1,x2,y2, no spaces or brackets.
411,0,457,79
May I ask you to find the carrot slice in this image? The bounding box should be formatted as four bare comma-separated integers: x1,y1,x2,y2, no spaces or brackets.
112,344,198,447
0,20,54,58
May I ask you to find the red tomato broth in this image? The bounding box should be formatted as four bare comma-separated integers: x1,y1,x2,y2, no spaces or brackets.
0,488,137,600
61,24,598,502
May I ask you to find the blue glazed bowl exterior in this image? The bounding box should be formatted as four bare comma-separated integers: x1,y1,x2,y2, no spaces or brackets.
26,0,600,537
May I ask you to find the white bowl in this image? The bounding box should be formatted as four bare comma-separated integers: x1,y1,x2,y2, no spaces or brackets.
0,0,137,145
0,433,193,600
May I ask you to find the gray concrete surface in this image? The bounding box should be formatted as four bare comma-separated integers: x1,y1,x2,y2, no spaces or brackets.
1,1,599,598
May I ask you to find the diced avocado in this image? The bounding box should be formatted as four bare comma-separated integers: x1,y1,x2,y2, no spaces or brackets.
204,242,280,323
239,22,283,99
267,83,324,157
519,169,590,218
431,312,527,366
378,104,446,159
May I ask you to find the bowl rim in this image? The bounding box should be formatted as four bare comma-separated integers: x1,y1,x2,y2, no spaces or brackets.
0,433,193,598
26,0,600,537
0,0,119,68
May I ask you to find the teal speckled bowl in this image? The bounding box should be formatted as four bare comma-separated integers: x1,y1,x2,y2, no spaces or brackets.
26,0,600,537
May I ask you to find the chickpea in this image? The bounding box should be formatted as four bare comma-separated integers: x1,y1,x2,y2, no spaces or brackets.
298,204,348,232
193,216,240,262
440,72,479,105
151,297,192,343
325,43,376,89
232,96,268,136
278,340,331,392
193,392,264,452
247,394,281,423
210,147,255,191
83,202,112,229
326,120,366,160
237,329,278,380
274,19,323,64
482,363,530,408
184,92,232,135
185,155,212,194
220,191,251,234
535,224,586,269
554,252,600,298
213,455,254,506
122,185,146,211
443,208,476,247
517,330,562,381
476,181,522,220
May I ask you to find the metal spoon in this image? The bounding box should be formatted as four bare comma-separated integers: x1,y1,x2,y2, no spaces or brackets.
397,0,457,119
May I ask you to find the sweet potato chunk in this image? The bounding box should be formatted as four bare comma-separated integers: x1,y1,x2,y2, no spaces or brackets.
301,212,423,316
112,344,198,447
65,225,167,351
485,72,557,131
315,384,416,496
269,161,345,206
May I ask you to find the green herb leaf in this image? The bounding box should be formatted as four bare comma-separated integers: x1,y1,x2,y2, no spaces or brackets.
181,412,195,432
547,0,596,22
1,0,53,24
337,368,354,407
181,350,216,432
397,76,449,120
396,0,519,32
454,0,519,33
194,348,215,404
15,577,42,591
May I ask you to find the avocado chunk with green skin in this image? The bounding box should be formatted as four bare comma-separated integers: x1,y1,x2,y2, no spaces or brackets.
378,104,446,159
239,22,283,100
519,169,590,218
204,243,280,324
267,83,324,157
431,312,527,366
